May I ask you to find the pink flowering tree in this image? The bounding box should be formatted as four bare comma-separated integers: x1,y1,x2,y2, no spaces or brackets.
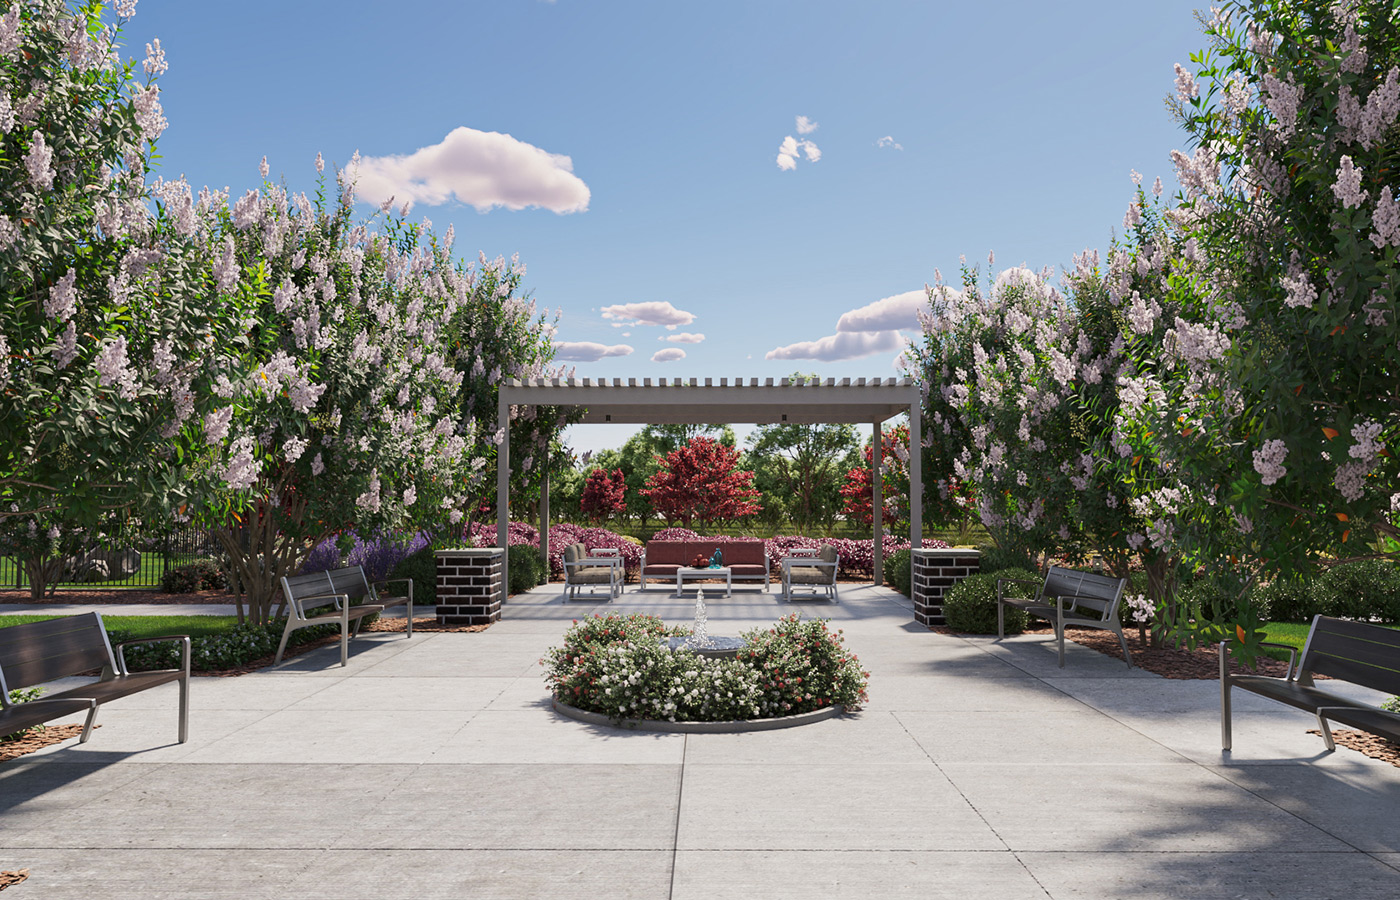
175,160,559,624
1142,0,1400,628
0,1,240,525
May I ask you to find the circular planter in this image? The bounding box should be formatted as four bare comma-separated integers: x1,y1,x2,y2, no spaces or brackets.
551,697,844,733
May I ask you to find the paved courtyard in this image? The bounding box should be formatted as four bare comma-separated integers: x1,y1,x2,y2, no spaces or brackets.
3,583,1400,899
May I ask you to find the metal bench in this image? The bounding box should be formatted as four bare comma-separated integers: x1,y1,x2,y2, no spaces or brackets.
275,565,413,667
1221,615,1400,753
996,566,1131,668
0,612,189,745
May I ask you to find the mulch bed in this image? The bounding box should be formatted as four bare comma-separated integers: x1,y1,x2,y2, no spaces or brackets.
1307,729,1400,766
0,870,27,891
0,588,235,605
0,725,95,763
363,616,490,634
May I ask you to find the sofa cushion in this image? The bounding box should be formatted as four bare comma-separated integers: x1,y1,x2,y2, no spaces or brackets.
643,564,682,577
688,540,765,567
730,564,766,577
644,541,689,566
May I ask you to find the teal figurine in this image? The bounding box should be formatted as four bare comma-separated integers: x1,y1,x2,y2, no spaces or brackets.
710,549,723,568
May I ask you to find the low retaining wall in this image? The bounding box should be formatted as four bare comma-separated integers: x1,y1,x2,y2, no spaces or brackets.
435,548,503,625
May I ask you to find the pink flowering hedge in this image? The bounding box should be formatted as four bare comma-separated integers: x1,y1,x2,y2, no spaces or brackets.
469,520,642,578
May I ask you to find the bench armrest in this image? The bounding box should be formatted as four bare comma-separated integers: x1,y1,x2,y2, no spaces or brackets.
114,635,191,678
0,696,98,712
1220,640,1299,682
372,578,413,600
290,591,349,613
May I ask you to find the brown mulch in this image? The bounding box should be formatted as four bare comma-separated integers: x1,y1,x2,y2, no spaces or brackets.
1307,729,1400,766
363,616,490,634
933,623,1297,680
0,588,235,605
0,870,28,891
0,725,95,763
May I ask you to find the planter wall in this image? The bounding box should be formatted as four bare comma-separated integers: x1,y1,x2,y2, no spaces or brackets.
435,548,503,625
912,548,980,628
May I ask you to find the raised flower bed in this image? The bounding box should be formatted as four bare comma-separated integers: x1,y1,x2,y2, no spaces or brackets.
541,613,868,731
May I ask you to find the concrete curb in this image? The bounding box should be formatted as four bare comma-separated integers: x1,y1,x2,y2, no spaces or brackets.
551,697,844,733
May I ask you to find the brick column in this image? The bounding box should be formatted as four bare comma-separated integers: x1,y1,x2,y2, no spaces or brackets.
911,548,980,629
435,548,503,626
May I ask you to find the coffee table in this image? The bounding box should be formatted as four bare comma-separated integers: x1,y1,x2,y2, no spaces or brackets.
676,566,732,597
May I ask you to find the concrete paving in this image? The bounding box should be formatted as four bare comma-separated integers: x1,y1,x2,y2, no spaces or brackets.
3,582,1400,898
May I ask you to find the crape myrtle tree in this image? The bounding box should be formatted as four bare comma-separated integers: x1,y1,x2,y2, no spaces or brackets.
642,436,761,531
0,0,240,525
179,163,559,624
1130,0,1400,650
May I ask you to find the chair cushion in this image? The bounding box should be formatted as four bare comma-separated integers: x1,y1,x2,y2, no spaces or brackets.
788,568,833,584
570,567,614,584
563,545,580,565
818,545,838,565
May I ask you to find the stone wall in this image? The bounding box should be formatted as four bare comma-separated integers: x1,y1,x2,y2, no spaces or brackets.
435,548,503,625
911,548,980,628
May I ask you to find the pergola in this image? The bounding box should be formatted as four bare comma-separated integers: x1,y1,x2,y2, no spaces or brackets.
496,376,923,591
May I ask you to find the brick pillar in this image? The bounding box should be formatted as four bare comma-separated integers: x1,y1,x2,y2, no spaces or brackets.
911,548,980,629
435,548,504,626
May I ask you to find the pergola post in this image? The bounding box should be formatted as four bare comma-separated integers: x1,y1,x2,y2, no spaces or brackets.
496,394,510,592
909,400,922,550
872,420,883,586
539,440,550,571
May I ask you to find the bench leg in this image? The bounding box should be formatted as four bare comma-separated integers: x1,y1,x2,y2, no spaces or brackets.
997,600,1004,639
178,674,189,744
1315,710,1336,751
79,702,99,743
406,597,413,640
1220,649,1232,751
273,619,296,666
1056,608,1066,668
341,619,350,667
1115,627,1133,670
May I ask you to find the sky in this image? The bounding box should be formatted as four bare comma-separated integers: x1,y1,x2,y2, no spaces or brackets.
127,0,1205,457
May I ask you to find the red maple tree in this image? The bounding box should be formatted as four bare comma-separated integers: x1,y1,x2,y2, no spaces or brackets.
642,437,762,530
580,467,627,523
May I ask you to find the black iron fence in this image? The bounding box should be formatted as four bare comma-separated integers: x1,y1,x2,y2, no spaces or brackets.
0,525,220,592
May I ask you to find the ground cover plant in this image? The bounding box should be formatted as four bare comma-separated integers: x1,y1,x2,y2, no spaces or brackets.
541,613,868,722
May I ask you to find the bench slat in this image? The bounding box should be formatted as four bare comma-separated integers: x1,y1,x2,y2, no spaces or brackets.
326,567,370,601
0,613,112,689
1302,617,1400,695
282,572,333,597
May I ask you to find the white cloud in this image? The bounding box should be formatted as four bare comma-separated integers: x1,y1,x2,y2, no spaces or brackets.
765,330,906,362
776,132,820,171
552,341,633,362
621,331,631,337
836,289,932,333
601,301,695,328
796,115,818,135
664,332,705,344
349,126,590,214
652,348,686,363
876,135,904,151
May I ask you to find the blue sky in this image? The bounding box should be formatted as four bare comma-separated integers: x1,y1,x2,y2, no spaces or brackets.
130,0,1203,455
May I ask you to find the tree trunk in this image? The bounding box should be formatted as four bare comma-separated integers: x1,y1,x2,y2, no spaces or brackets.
22,552,65,601
212,493,314,627
1144,553,1179,650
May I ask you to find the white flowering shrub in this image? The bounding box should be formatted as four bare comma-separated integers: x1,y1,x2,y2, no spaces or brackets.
0,0,241,523
1169,0,1400,574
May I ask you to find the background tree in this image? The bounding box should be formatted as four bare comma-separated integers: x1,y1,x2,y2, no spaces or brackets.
642,436,761,531
838,423,912,536
580,467,626,523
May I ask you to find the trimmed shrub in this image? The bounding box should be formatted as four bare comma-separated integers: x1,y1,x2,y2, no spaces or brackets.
388,546,437,605
885,548,912,596
1314,560,1400,624
1254,577,1317,623
160,559,226,593
110,622,338,673
976,545,1038,575
507,544,548,595
943,568,1039,634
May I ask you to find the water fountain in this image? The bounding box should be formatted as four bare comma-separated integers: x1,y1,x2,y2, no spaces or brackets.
663,588,746,658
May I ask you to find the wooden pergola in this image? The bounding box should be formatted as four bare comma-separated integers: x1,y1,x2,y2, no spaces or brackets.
496,376,923,590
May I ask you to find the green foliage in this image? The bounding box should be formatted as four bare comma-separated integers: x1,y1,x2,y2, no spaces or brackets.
1254,577,1318,623
746,391,858,534
109,621,337,673
2,687,45,742
1313,560,1400,624
976,545,1040,575
388,545,437,605
159,559,227,593
943,569,1038,634
541,613,868,722
885,548,912,596
507,543,548,594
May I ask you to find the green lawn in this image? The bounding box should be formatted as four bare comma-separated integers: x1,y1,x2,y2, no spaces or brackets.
0,614,239,639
